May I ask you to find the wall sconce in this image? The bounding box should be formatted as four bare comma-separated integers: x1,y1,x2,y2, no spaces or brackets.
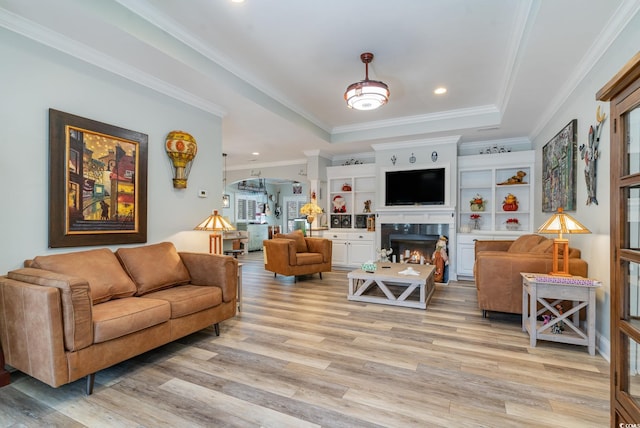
165,130,197,188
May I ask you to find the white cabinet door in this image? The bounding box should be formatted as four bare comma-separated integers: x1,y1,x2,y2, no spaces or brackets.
456,241,477,278
349,241,374,265
347,232,375,265
331,239,348,265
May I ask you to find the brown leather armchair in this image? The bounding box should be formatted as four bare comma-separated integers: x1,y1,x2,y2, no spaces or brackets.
263,230,332,282
474,234,588,317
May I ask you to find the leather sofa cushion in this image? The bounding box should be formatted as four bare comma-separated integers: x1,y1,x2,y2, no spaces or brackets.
296,252,324,266
32,248,137,304
92,297,170,343
508,234,546,253
116,242,191,296
530,239,554,253
275,230,308,253
142,285,222,318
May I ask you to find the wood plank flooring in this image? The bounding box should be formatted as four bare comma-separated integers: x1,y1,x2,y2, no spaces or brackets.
0,252,610,427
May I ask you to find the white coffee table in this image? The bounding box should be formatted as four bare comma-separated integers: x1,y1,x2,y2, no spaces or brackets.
347,263,436,309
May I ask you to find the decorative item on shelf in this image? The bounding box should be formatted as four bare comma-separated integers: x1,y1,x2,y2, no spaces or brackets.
300,193,323,237
363,200,372,213
502,193,519,211
344,52,389,111
367,215,375,232
342,183,352,191
470,213,481,230
459,224,472,233
431,151,438,162
479,145,511,154
332,195,346,213
497,170,527,185
341,215,351,228
194,210,235,255
537,207,591,276
505,218,520,231
377,248,393,263
341,158,363,165
355,215,367,229
470,194,485,211
165,130,197,189
391,155,397,165
409,153,416,163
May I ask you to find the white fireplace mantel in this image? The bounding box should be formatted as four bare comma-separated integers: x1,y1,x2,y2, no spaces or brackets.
376,207,456,226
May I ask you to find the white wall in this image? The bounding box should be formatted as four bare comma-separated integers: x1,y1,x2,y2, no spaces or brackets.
531,13,640,361
0,29,224,274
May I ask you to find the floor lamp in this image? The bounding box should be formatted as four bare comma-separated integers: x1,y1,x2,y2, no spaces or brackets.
537,207,590,276
194,210,235,254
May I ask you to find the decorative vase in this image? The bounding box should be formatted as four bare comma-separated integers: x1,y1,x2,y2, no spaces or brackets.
506,223,519,231
470,202,485,211
472,219,481,230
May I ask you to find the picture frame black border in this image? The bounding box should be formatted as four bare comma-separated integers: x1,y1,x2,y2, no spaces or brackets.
48,109,148,248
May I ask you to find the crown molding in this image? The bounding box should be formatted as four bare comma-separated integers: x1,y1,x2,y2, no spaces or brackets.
0,7,227,118
333,105,500,135
227,158,308,171
372,135,462,151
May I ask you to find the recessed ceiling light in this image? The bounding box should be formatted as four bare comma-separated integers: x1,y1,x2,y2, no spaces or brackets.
231,0,245,3
252,152,260,156
434,87,447,95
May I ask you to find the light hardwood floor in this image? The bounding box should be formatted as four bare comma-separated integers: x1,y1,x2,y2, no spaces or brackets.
0,252,609,427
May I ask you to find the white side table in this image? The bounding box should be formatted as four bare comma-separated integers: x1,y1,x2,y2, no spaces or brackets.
521,273,600,355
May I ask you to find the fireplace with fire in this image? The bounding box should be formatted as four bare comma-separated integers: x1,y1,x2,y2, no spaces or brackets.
380,222,450,281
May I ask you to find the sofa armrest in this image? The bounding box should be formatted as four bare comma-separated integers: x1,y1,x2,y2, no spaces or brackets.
179,253,238,303
305,238,332,263
5,268,93,352
0,270,89,388
263,239,297,266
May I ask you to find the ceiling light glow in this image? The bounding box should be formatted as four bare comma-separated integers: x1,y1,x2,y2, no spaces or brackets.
434,87,447,95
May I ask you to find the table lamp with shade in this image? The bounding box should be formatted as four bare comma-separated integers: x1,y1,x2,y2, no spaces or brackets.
537,207,590,276
194,210,235,254
299,198,323,237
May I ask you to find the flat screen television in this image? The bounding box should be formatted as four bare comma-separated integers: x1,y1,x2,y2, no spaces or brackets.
385,168,446,206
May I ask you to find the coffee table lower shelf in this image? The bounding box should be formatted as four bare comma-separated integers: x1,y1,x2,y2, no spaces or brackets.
347,264,435,309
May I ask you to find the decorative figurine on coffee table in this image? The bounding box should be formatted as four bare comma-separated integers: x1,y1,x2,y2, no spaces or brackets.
377,248,393,263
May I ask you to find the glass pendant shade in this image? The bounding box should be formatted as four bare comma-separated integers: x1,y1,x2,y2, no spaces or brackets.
344,52,389,111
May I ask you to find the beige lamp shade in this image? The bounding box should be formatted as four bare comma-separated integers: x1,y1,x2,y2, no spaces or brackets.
537,207,590,238
194,210,235,254
194,210,235,232
537,208,590,276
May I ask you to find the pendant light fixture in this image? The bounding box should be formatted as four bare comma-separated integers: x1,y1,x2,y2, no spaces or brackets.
344,52,390,111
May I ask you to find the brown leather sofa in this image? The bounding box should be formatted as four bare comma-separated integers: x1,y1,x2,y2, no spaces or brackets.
263,230,332,282
0,242,237,394
474,234,588,317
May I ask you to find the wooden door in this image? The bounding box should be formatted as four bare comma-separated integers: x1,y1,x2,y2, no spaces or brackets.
597,52,640,426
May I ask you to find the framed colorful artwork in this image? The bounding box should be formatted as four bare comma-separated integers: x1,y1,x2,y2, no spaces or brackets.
542,119,578,212
49,109,148,247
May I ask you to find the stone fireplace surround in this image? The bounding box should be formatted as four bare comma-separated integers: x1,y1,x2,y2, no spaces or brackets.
376,208,457,280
